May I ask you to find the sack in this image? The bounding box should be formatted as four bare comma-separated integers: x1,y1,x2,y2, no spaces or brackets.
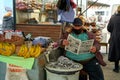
48,47,65,62
5,64,28,80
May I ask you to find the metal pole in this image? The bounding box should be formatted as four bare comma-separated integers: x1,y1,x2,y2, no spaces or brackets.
80,0,82,14
76,0,78,16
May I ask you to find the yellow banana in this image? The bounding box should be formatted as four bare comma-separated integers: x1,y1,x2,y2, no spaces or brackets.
1,43,12,56
0,43,3,54
3,50,12,56
17,45,25,56
6,43,15,55
0,42,3,48
24,51,30,58
31,45,37,57
24,45,34,58
6,44,13,56
34,45,42,58
22,45,28,57
10,43,15,53
29,45,35,57
0,43,5,55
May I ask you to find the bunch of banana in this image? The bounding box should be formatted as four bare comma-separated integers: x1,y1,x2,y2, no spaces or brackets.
24,45,34,58
32,45,42,58
0,43,16,56
27,45,35,57
17,44,28,57
17,44,43,58
24,44,43,58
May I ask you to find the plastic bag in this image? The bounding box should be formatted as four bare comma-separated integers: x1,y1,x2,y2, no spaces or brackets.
5,64,29,80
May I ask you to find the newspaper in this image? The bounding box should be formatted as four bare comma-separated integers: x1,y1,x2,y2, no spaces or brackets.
65,34,94,54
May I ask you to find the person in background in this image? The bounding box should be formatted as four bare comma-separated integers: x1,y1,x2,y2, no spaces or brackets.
98,14,102,22
107,5,120,73
57,0,76,23
56,0,76,36
2,7,14,31
59,18,106,80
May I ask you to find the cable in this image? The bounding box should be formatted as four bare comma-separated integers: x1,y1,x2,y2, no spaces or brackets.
78,0,99,17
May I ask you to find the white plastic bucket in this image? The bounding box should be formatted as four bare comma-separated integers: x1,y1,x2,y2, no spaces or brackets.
46,69,80,80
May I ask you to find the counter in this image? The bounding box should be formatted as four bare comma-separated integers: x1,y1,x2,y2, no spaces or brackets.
0,62,6,80
0,53,47,80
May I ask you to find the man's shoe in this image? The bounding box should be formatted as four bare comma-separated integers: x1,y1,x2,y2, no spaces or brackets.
113,69,119,73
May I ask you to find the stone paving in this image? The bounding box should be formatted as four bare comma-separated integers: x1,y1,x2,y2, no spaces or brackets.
101,53,120,80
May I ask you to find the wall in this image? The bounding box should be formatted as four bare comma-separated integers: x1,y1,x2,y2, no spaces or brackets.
16,24,61,41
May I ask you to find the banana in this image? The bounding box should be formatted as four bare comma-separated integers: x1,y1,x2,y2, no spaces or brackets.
10,43,15,53
2,50,12,56
0,43,15,56
29,45,35,57
22,45,28,57
24,52,30,58
6,43,15,55
0,43,5,55
24,45,34,58
0,42,2,48
1,43,12,56
33,45,42,58
17,45,25,56
6,44,13,56
30,45,37,57
0,43,3,54
24,51,30,58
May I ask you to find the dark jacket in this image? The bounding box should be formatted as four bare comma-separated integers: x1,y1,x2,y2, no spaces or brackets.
2,16,14,30
107,13,120,61
59,29,106,66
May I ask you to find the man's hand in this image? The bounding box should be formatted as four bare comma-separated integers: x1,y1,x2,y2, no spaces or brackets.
90,46,97,53
62,39,69,46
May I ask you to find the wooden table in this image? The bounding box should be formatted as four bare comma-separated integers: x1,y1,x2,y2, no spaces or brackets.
100,42,108,54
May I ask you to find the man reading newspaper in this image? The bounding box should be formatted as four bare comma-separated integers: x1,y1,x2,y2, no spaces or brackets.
59,18,106,80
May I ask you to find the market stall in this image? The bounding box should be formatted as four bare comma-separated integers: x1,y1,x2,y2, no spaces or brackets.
15,0,62,41
0,31,50,80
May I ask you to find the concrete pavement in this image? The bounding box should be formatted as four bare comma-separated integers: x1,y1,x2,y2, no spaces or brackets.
101,53,120,80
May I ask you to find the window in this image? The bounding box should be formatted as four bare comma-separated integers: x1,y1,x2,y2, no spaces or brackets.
95,11,104,15
0,0,15,30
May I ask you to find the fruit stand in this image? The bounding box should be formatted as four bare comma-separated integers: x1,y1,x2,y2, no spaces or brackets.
0,30,48,80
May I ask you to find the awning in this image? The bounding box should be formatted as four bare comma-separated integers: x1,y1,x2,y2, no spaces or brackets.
88,1,110,7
